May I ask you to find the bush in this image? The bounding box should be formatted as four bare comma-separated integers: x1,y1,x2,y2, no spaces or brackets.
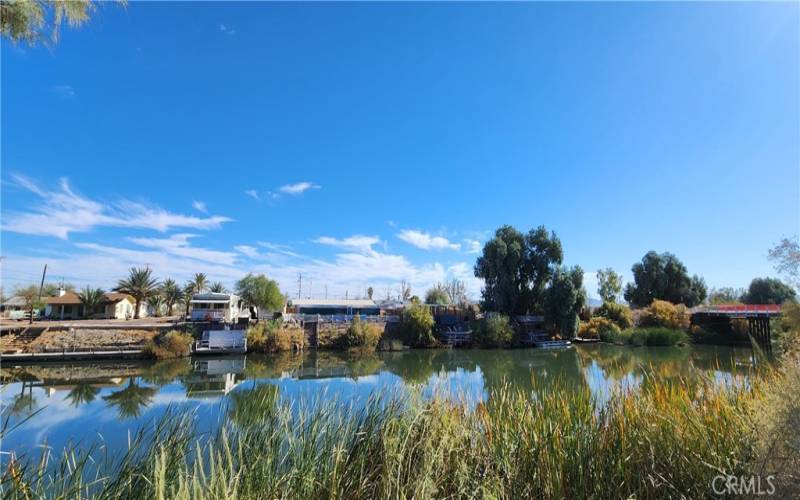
579,317,621,340
594,302,633,330
143,330,193,359
638,300,690,330
342,316,382,350
624,327,688,347
401,302,436,347
247,321,305,352
475,314,514,347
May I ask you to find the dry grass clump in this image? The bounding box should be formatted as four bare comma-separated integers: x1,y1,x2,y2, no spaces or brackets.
247,320,305,352
142,330,193,359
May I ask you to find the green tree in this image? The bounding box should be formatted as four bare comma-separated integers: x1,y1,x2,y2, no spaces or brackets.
741,278,796,305
401,301,435,347
14,285,44,324
209,281,227,293
475,314,514,347
42,282,74,296
708,287,744,305
768,237,800,291
0,0,102,45
235,273,284,319
161,278,182,316
115,267,160,319
191,273,208,294
623,251,707,307
77,285,105,318
596,268,622,303
367,286,374,300
474,225,562,315
544,266,586,337
424,284,450,305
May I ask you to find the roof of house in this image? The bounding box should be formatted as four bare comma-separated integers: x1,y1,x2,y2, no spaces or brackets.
46,291,133,306
2,296,28,307
289,298,379,308
191,292,239,303
103,292,133,303
45,292,82,305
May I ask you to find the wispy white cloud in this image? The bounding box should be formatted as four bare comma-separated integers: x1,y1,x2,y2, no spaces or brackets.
397,229,460,251
315,235,381,254
235,245,260,258
464,239,482,254
244,189,260,201
219,24,236,36
125,234,239,266
53,84,75,98
278,182,320,195
192,200,207,213
2,175,232,239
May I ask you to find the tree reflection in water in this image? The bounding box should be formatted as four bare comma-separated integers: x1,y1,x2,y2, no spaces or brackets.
66,383,100,407
102,377,156,419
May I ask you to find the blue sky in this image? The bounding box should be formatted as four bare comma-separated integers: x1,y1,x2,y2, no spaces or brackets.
2,2,798,300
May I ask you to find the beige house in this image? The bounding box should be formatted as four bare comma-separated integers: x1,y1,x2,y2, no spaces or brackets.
45,290,147,320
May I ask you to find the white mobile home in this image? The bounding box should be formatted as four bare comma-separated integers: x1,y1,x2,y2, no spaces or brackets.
190,293,243,323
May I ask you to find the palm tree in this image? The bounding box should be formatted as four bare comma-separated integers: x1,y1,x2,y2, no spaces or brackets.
192,273,208,294
161,278,182,316
209,281,227,293
146,294,165,317
183,282,196,319
115,267,160,319
78,285,105,318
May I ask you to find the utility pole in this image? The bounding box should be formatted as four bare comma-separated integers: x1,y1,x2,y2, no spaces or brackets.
34,264,47,325
297,273,302,299
37,264,48,300
325,285,328,299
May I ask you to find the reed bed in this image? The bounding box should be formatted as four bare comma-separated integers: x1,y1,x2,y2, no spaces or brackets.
2,356,797,499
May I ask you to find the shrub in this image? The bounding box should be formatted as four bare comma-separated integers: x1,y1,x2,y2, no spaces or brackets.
579,317,621,340
638,300,690,330
594,302,633,329
342,316,382,350
475,314,514,347
401,302,436,347
624,327,688,347
143,330,193,359
247,321,305,352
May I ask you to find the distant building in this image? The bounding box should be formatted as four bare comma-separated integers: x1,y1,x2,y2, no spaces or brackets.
190,293,243,323
1,296,35,320
286,298,381,316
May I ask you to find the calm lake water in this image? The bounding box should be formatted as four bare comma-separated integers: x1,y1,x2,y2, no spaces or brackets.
1,345,755,458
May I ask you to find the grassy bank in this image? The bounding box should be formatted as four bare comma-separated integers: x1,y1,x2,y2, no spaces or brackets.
4,344,798,499
600,327,689,347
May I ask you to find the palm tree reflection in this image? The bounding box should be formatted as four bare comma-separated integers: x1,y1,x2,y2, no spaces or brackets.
102,377,156,418
66,383,101,407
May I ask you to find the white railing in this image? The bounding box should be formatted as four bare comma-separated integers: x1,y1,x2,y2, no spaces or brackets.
285,314,399,323
191,309,225,321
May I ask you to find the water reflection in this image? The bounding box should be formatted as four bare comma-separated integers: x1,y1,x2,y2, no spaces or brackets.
0,344,755,457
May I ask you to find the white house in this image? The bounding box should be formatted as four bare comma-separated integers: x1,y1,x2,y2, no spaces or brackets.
190,293,243,323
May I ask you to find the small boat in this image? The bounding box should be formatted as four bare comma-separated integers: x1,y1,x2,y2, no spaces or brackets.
532,339,572,349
